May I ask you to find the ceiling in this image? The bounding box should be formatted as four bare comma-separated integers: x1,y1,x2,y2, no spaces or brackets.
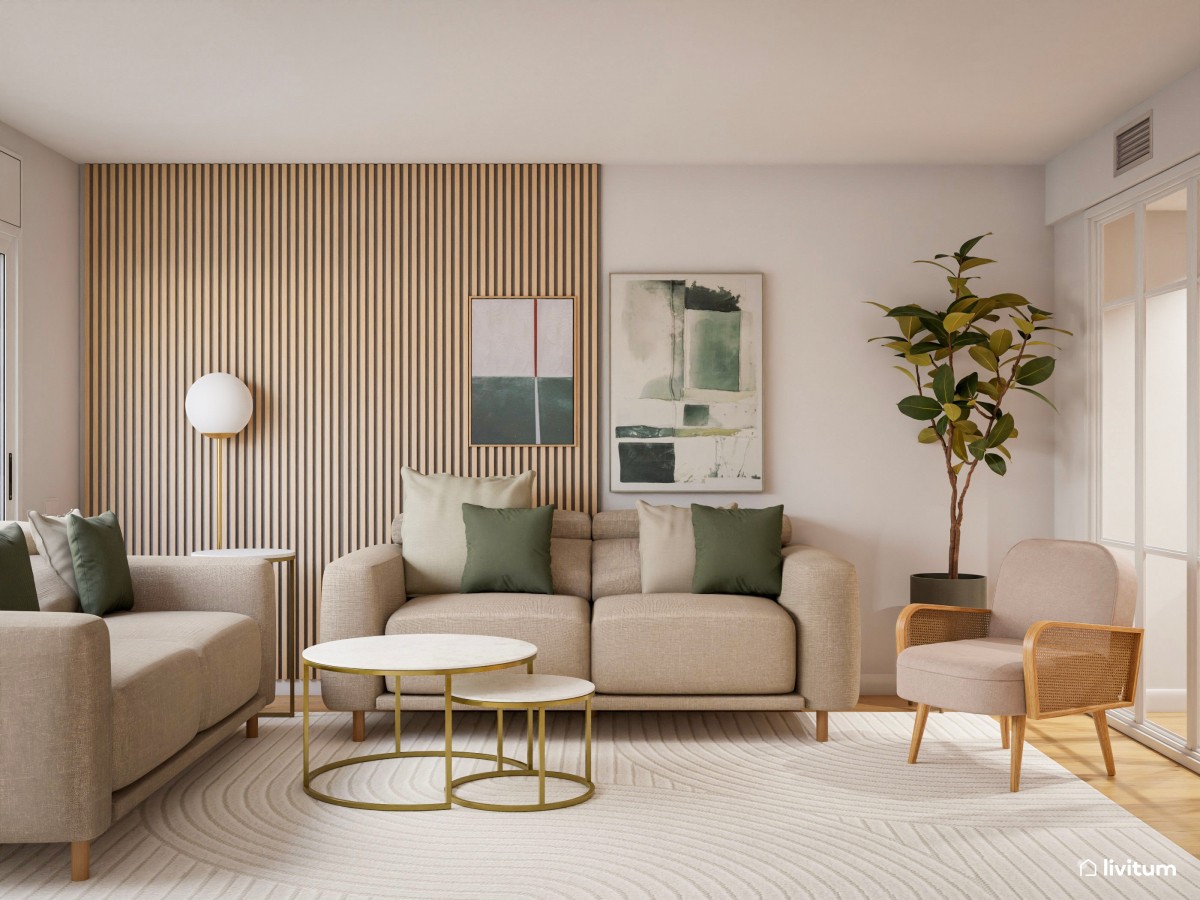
2,0,1199,165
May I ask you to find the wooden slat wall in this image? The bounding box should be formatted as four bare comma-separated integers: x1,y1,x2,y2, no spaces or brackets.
83,163,600,676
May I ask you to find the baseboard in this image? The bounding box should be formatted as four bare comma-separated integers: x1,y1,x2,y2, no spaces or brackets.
1145,688,1186,712
860,674,897,695
278,678,319,695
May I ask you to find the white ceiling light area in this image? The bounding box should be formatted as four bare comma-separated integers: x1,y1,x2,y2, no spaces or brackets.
2,0,1199,165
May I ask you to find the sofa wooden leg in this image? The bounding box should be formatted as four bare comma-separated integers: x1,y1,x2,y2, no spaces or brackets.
1093,709,1116,776
908,703,929,764
1000,715,1010,749
352,710,366,742
815,710,829,742
245,715,259,739
70,841,90,881
1010,715,1026,792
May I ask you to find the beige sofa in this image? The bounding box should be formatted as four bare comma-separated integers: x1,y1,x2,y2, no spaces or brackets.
0,541,275,881
320,509,860,741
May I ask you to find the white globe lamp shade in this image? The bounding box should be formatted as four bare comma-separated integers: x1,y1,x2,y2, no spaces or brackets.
185,373,253,437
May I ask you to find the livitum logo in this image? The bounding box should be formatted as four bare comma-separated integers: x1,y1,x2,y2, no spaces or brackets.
1078,858,1178,878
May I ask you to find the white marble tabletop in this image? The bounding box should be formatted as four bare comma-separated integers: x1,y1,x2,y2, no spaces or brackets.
192,547,295,562
302,633,537,675
452,672,595,705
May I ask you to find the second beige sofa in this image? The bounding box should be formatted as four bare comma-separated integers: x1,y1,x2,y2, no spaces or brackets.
320,509,860,740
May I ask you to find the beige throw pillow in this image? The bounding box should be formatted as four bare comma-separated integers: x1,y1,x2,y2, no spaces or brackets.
637,500,736,594
400,468,536,594
28,509,83,596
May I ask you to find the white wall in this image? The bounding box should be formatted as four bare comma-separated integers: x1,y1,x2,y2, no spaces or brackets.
602,165,1056,690
0,118,79,516
1046,64,1200,224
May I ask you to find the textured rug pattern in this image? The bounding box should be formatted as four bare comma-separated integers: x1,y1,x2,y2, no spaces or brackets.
1,711,1199,898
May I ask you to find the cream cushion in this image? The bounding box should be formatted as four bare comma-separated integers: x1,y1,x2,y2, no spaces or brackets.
384,592,590,693
32,555,80,612
105,611,261,730
636,500,736,594
108,639,202,790
895,637,1027,716
28,509,82,595
399,468,535,595
591,593,796,695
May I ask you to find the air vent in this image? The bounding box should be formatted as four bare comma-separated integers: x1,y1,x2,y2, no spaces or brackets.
1114,112,1153,177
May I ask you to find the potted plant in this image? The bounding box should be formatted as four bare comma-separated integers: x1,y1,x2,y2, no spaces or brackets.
869,234,1069,607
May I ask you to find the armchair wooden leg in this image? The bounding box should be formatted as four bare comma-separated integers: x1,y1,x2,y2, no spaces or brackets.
1009,715,1026,792
352,710,366,742
908,703,930,764
1093,710,1116,776
245,715,259,738
815,711,828,742
70,841,89,881
1000,716,1010,749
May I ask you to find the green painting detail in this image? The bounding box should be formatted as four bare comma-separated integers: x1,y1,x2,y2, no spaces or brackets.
684,282,742,313
688,310,741,392
683,404,709,426
472,377,536,444
618,442,675,483
537,377,574,444
616,425,674,439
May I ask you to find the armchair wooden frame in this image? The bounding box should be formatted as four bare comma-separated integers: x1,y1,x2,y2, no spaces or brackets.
896,604,1144,792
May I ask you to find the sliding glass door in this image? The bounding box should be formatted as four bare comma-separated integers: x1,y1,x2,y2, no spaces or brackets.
1093,160,1200,771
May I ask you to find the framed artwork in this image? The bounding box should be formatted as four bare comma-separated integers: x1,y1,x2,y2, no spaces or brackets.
610,273,763,492
469,295,577,446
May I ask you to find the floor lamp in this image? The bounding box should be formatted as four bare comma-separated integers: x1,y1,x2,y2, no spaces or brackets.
185,373,253,549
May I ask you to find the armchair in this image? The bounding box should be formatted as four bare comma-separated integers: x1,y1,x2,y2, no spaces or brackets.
895,539,1141,791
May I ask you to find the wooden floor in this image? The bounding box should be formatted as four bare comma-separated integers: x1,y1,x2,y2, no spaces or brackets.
859,696,1200,858
268,693,1199,858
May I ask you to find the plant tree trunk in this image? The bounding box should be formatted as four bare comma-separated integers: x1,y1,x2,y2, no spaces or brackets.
948,513,961,578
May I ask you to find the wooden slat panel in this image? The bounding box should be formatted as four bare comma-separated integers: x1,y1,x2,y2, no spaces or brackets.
83,164,600,677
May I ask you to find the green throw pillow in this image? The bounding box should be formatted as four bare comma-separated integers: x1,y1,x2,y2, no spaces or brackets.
67,511,135,616
461,503,554,594
0,523,40,611
691,504,784,597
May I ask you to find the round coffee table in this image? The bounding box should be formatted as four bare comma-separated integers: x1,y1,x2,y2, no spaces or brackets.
301,633,537,811
449,672,595,812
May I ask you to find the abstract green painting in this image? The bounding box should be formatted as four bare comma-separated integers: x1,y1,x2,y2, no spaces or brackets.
470,296,576,445
610,274,762,491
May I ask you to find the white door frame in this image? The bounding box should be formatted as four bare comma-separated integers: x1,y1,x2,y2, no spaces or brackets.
1086,152,1200,772
0,226,17,519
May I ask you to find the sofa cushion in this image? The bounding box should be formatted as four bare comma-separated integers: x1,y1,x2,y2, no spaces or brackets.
68,511,135,617
591,594,796,695
0,523,39,611
399,468,536,595
28,509,82,596
32,555,80,612
105,610,261,729
692,505,784,597
592,508,793,544
895,637,1026,715
592,538,640,598
109,639,202,790
385,593,590,693
461,504,554,594
637,501,737,594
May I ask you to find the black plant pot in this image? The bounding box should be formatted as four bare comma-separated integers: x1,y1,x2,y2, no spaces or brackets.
910,572,988,608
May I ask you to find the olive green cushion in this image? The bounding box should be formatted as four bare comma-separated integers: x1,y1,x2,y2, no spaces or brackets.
460,503,554,595
67,511,135,616
0,523,39,611
691,504,784,597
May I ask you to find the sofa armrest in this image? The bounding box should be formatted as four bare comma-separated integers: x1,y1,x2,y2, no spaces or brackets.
0,612,113,843
896,604,993,653
776,545,861,711
1023,621,1143,720
128,556,276,701
318,544,407,710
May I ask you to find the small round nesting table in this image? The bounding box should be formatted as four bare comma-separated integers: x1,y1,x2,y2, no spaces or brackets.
449,672,595,812
301,634,537,811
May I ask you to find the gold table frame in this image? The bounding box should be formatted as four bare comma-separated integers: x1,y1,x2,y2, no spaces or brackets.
449,685,595,812
302,654,536,811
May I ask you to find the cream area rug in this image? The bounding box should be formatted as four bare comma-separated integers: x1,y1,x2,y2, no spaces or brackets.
2,711,1199,899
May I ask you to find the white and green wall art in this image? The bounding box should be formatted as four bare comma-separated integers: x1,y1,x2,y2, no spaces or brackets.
610,273,763,491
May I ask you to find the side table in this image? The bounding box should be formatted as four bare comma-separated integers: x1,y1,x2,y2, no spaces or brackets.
192,547,297,716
